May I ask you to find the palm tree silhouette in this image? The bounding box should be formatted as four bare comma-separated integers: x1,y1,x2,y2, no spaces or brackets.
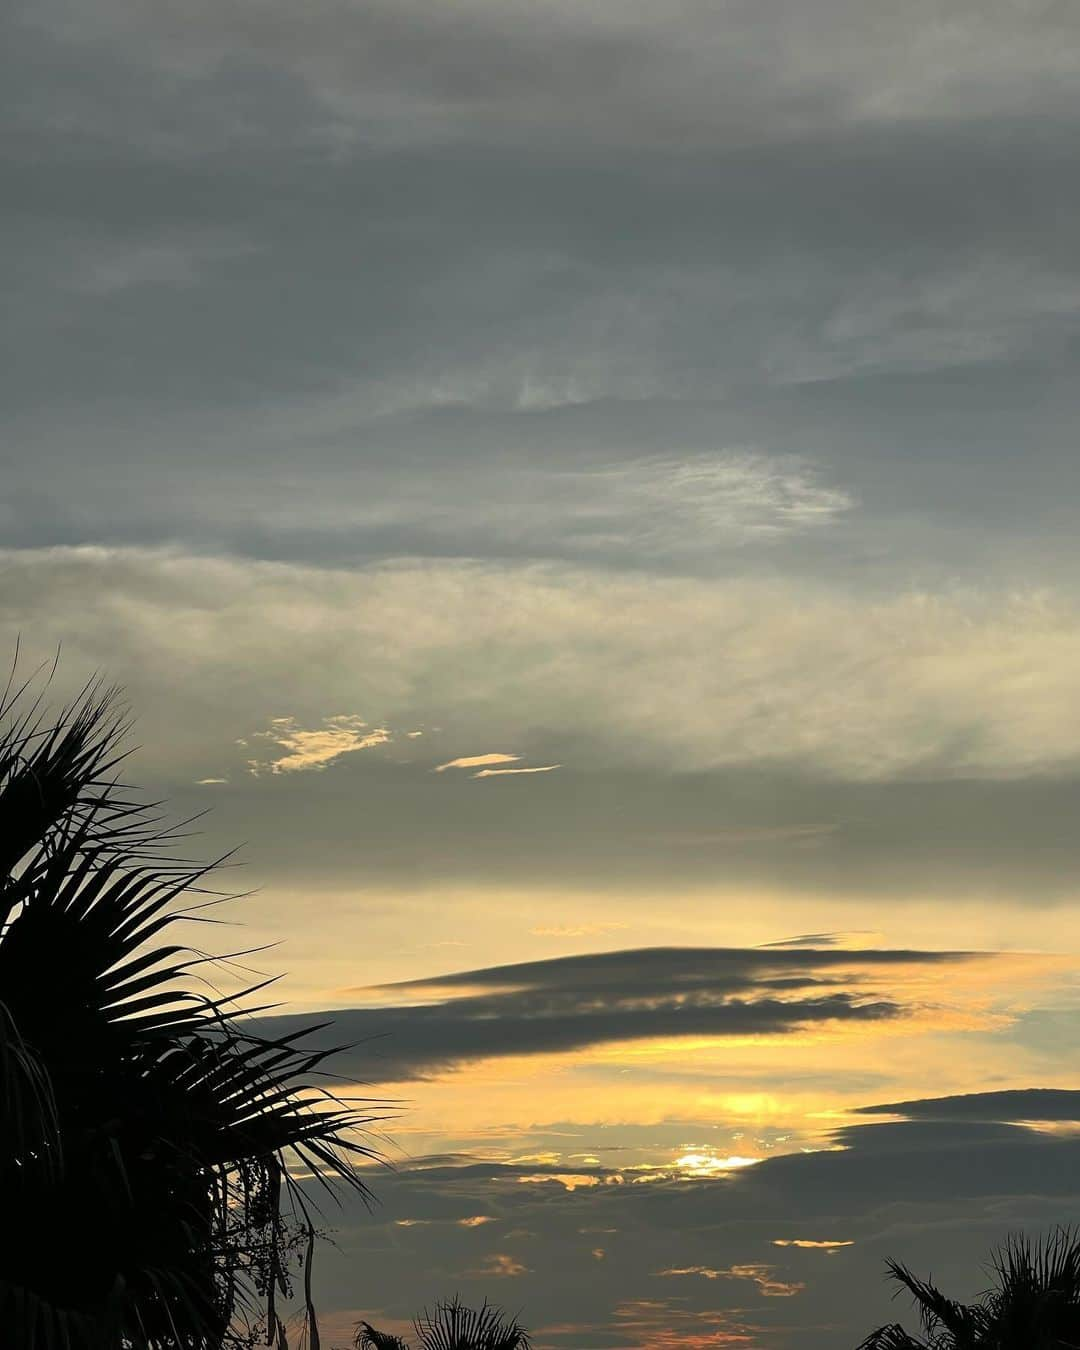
859,1228,1080,1349
356,1297,531,1350
0,667,378,1348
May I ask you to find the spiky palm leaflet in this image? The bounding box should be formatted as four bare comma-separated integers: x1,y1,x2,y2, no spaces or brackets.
0,672,380,1348
356,1297,531,1350
859,1228,1080,1350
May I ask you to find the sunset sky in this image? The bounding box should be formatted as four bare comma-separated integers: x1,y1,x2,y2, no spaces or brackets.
4,1,1080,1345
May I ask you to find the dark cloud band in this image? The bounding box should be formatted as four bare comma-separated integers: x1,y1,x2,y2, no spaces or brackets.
255,945,974,1080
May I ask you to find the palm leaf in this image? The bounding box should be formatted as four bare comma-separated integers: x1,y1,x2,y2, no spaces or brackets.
856,1326,930,1350
883,1261,984,1348
0,668,386,1348
413,1298,531,1350
355,1324,411,1350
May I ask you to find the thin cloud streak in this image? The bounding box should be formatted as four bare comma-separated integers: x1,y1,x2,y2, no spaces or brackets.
435,753,521,772
473,764,561,778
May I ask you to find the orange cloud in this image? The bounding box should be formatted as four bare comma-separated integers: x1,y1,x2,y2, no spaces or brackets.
517,1172,609,1191
773,1238,854,1250
609,1299,760,1349
657,1264,805,1297
469,1253,527,1278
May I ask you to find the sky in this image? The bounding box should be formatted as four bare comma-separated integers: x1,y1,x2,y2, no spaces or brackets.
3,0,1080,1345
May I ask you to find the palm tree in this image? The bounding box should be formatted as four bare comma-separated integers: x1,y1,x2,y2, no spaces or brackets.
858,1227,1080,1349
355,1298,530,1350
0,665,380,1348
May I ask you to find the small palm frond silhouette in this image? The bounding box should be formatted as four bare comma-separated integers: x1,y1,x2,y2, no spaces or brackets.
858,1227,1080,1349
356,1298,531,1350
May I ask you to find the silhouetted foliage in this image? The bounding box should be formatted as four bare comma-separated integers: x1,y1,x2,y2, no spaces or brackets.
858,1227,1080,1349
0,659,380,1348
355,1298,530,1350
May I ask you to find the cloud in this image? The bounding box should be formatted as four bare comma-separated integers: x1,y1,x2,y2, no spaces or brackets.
365,945,974,999
468,1253,527,1278
472,764,560,779
772,1240,854,1250
23,0,1080,156
74,235,254,296
573,453,853,543
255,944,987,1080
435,754,520,772
10,549,1080,785
657,1265,804,1298
761,932,875,949
856,1089,1080,1124
301,1111,1080,1350
516,1174,605,1193
250,715,390,774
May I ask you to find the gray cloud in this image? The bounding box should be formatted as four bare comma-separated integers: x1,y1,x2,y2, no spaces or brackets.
857,1088,1080,1122
291,1107,1080,1348
15,0,1080,154
253,945,970,1079
5,0,1080,589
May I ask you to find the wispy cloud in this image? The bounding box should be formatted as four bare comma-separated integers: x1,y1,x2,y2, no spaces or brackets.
569,452,853,546
15,549,1080,782
468,1253,527,1278
249,714,390,774
434,753,520,772
473,764,561,779
772,1239,854,1250
657,1264,804,1297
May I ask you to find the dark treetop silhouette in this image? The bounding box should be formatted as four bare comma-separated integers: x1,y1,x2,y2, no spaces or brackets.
356,1297,531,1350
0,667,379,1349
858,1228,1080,1350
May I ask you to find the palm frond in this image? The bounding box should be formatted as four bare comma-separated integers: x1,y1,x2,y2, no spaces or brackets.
884,1260,983,1348
856,1325,930,1350
861,1228,1080,1349
413,1298,531,1350
0,668,388,1349
355,1323,411,1350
